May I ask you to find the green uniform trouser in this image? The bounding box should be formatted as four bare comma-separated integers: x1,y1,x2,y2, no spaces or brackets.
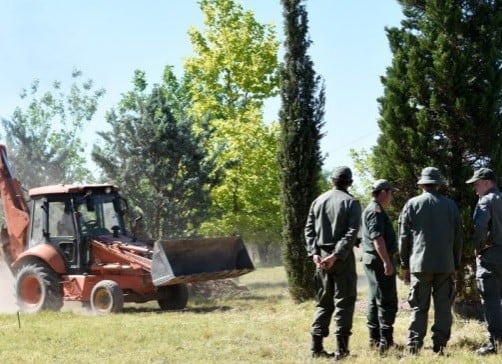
311,251,357,338
476,259,502,340
407,272,455,348
363,256,397,342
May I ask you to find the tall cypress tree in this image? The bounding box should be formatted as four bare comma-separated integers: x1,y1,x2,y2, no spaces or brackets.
278,0,325,301
374,0,502,313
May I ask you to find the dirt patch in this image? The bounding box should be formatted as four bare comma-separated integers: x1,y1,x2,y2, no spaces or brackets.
189,279,249,300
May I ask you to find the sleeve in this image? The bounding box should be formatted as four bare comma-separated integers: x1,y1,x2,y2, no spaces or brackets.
398,202,412,269
334,199,362,260
472,196,491,251
452,202,463,270
366,209,383,240
304,201,319,257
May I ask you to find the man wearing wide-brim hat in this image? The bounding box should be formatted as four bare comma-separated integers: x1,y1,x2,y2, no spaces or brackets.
398,167,462,355
466,167,502,355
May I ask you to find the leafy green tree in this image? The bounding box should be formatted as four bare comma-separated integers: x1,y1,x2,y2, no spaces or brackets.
185,0,279,119
1,70,103,187
374,0,502,314
92,69,219,238
184,0,282,251
159,66,193,122
199,117,281,238
348,148,377,206
278,0,326,301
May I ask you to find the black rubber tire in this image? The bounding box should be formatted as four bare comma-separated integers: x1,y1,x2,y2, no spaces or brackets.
157,284,189,310
15,262,63,313
90,280,124,314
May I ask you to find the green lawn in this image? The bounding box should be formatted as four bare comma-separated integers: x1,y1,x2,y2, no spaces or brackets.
0,264,498,363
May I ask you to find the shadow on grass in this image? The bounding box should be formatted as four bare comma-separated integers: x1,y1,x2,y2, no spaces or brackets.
121,306,162,314
120,279,290,314
122,305,234,314
455,336,484,351
238,294,288,301
245,281,289,290
182,305,234,313
189,291,288,302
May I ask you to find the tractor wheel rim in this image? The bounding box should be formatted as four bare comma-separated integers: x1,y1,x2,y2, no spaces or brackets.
94,289,111,311
20,275,42,305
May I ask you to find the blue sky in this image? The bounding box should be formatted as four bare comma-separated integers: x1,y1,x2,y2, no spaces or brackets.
0,0,403,174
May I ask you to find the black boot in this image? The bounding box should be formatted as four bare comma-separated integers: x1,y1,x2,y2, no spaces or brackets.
408,340,421,355
334,335,350,361
477,337,497,356
369,328,380,348
432,343,445,356
311,335,334,358
378,328,394,355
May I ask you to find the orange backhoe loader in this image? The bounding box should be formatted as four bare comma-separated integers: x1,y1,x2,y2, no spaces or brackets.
0,144,254,314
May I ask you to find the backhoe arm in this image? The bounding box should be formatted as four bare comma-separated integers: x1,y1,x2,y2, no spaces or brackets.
0,145,29,265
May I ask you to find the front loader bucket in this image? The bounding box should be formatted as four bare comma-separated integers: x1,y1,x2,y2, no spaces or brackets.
150,236,254,286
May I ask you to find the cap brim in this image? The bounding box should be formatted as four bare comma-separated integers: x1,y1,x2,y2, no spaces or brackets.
465,177,479,184
417,179,443,185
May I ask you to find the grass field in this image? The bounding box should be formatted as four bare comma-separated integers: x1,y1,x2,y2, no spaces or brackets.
0,264,499,363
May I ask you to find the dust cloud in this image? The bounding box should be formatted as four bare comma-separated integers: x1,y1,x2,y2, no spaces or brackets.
0,259,88,315
0,260,17,313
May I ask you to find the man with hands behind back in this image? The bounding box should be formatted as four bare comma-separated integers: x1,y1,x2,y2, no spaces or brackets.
305,166,361,361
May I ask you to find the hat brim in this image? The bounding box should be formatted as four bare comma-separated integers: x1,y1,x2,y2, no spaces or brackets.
372,186,394,192
465,176,480,184
417,178,443,185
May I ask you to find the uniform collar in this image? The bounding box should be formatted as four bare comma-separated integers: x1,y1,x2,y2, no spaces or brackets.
485,186,500,196
372,198,384,211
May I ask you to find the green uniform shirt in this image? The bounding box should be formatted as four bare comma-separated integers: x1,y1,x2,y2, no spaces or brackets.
473,186,502,264
305,187,361,261
399,190,462,273
361,199,397,258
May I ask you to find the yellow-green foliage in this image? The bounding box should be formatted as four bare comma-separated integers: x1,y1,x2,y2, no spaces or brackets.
184,0,281,243
0,265,497,363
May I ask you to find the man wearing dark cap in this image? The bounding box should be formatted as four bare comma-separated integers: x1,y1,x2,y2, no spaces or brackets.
466,168,502,355
399,167,462,355
305,166,361,360
361,179,398,354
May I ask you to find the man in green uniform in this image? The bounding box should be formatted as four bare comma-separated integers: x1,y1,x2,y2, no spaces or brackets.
466,168,502,355
361,179,398,354
305,166,361,360
399,167,462,355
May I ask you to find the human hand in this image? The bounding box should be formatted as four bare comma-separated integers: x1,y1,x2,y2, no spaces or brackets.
313,255,323,268
476,244,493,257
403,269,410,285
320,254,336,270
383,262,395,276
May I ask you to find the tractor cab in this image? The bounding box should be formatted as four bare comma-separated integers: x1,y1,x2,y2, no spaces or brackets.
28,184,128,273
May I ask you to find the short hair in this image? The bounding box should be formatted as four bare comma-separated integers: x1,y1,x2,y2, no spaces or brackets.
334,179,352,190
